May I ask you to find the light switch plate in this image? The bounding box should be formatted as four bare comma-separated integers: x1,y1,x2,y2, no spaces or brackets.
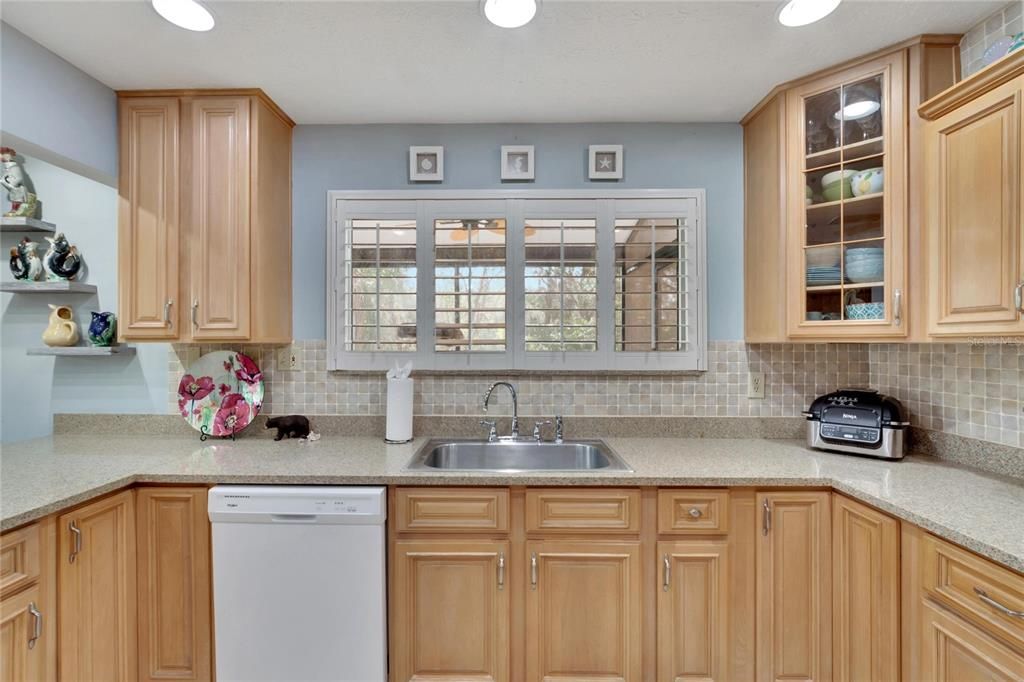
747,371,765,399
276,347,298,371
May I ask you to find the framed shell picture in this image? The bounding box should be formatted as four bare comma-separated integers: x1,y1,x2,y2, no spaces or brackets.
501,145,534,180
177,351,264,437
409,146,444,182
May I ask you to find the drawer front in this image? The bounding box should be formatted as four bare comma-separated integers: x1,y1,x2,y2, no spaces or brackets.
920,599,1024,681
1,523,41,598
525,489,640,534
657,490,730,534
395,488,509,533
922,532,1024,651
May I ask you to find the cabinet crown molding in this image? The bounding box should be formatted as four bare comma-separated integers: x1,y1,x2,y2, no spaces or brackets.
117,88,294,128
920,50,1024,120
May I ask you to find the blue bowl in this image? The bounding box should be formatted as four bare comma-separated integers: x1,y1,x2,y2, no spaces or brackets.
846,302,884,320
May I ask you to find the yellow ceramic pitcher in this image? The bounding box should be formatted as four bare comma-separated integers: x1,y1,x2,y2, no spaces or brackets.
42,304,79,347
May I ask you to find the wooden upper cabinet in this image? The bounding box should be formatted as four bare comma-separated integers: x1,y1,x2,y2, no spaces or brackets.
755,491,831,682
525,540,642,682
831,494,899,682
921,52,1024,336
786,51,909,338
58,490,137,682
391,540,509,682
185,96,252,340
118,89,293,343
136,487,212,682
742,36,960,341
117,97,180,340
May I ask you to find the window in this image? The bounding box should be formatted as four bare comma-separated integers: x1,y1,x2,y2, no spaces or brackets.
434,219,507,352
524,219,598,352
341,219,417,352
329,192,705,372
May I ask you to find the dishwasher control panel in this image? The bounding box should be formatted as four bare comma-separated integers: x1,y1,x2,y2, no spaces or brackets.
208,486,386,523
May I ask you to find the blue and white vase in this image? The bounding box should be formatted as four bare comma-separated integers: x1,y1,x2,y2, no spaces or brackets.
87,311,116,347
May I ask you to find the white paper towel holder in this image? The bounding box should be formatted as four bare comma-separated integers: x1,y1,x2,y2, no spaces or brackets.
385,436,413,444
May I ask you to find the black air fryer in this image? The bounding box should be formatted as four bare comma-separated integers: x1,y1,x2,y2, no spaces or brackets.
802,389,908,460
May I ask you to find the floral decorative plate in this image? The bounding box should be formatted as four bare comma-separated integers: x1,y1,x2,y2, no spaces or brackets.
177,351,264,436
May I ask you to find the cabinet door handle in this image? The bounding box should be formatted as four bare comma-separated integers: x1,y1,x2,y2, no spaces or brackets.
762,499,771,536
27,602,41,650
974,587,1024,619
163,299,173,326
191,300,199,329
1014,282,1024,314
497,552,505,590
662,554,671,592
893,289,903,326
530,552,538,590
68,520,81,563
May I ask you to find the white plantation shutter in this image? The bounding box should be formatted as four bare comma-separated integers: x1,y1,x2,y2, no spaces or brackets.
329,192,705,372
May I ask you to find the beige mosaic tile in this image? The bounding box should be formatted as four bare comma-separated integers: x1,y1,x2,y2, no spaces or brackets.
167,340,1023,449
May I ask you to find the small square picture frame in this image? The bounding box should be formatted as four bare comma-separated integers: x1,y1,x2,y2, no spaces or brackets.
588,144,623,180
409,146,444,182
500,145,535,181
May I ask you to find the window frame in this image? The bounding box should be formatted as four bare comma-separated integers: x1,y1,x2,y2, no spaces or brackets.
328,189,707,372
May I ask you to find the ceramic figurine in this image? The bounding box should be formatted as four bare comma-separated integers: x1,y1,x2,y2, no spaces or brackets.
0,147,39,218
43,232,81,281
87,311,116,347
42,305,79,347
9,237,42,281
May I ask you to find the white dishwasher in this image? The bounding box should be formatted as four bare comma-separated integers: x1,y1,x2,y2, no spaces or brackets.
209,486,387,682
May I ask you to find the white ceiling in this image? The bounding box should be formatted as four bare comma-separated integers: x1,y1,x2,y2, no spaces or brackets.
2,0,1002,124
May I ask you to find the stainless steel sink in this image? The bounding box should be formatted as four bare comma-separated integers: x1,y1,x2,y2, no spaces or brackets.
405,439,632,472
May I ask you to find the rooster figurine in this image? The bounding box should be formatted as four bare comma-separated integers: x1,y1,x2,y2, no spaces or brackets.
9,237,42,281
43,232,82,281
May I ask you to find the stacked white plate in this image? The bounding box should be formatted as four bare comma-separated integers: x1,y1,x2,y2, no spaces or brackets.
806,266,842,286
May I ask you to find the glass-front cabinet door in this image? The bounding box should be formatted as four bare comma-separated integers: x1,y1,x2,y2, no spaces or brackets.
786,53,907,337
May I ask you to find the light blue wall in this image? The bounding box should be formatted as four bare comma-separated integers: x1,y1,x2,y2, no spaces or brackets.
293,123,744,341
0,22,118,183
1,158,170,443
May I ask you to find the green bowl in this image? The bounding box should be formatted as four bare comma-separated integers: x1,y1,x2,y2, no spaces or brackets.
822,179,852,202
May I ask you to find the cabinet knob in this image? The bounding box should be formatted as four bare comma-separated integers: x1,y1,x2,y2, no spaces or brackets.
687,507,703,519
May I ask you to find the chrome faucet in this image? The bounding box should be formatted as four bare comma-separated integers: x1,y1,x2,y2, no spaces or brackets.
483,381,519,440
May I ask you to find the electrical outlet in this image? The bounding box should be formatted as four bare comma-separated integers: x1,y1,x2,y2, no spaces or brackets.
747,371,765,399
276,347,298,371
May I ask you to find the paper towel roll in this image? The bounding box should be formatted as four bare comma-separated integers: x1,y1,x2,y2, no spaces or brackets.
385,377,414,443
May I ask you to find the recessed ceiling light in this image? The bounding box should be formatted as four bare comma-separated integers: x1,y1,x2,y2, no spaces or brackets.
482,0,538,29
152,0,215,32
777,0,841,27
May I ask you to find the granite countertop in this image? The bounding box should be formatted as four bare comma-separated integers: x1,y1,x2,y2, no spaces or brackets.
2,434,1022,573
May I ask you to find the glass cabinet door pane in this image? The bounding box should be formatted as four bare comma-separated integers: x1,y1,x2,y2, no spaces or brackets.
805,88,842,159
840,75,883,146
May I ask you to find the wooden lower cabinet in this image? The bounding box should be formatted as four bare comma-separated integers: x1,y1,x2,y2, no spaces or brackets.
831,494,900,682
136,487,212,682
391,539,510,682
1,584,47,681
755,491,831,682
919,599,1024,680
57,490,137,682
657,539,730,682
525,540,642,682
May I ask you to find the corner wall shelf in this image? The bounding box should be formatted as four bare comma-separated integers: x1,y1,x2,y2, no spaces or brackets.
1,281,97,294
1,217,56,233
27,346,136,357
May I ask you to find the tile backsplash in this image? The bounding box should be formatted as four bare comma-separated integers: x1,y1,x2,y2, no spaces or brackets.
960,1,1023,78
870,343,1023,448
168,340,1023,448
